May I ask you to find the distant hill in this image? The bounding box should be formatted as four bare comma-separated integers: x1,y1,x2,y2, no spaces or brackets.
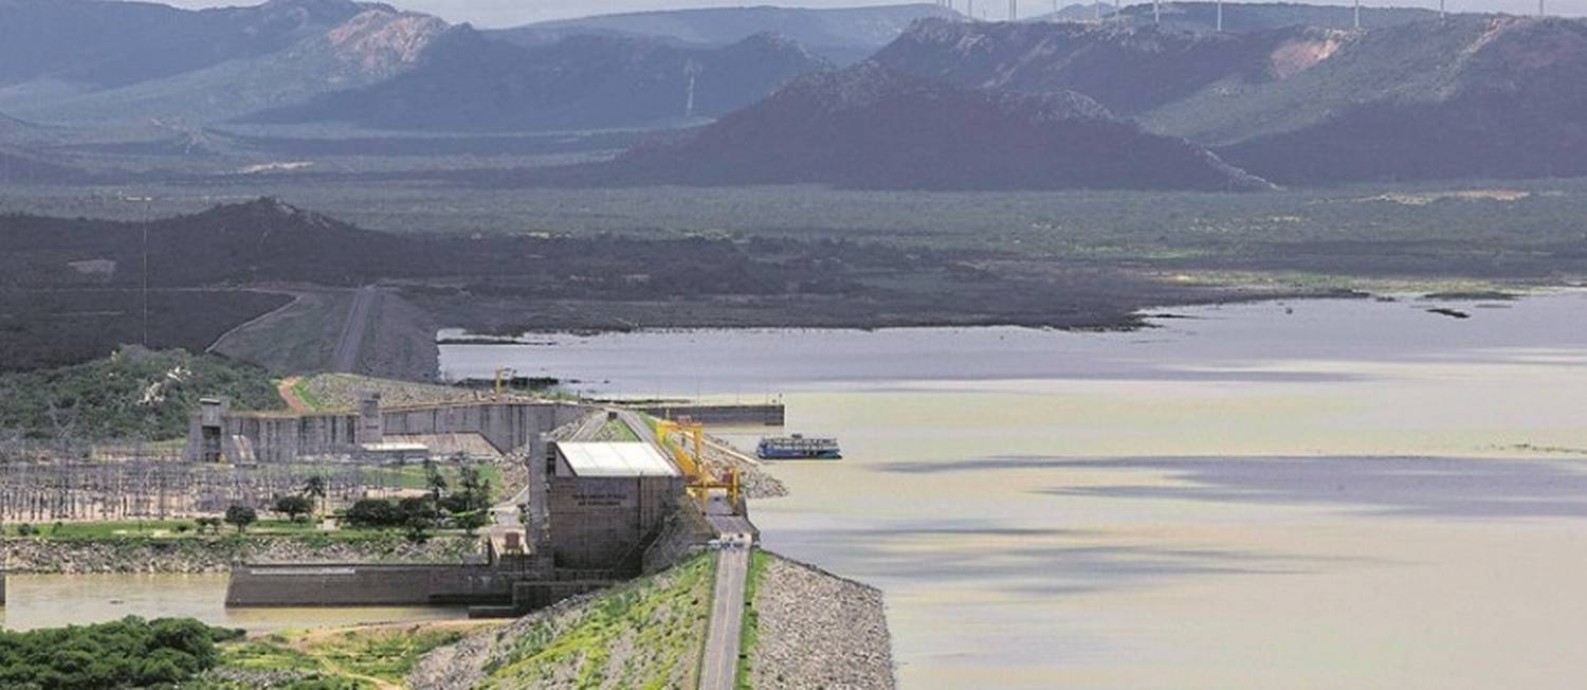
875,15,1587,184
0,148,92,185
0,0,370,91
246,28,830,132
1217,16,1587,183
10,6,447,125
489,3,959,64
1107,1,1438,33
549,62,1272,191
874,18,1312,116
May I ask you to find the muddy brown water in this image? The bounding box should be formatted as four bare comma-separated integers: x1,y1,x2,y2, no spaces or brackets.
443,291,1587,689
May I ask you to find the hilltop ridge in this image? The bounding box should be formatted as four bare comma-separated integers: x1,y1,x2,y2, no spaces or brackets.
556,61,1272,191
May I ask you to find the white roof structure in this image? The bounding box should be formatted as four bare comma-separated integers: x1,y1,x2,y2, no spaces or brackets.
556,442,680,478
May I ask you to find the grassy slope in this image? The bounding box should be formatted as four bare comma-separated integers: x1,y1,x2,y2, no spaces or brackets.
476,552,715,689
211,621,496,689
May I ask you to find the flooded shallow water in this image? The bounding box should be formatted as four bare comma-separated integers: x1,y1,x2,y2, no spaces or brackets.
0,573,469,632
445,290,1587,689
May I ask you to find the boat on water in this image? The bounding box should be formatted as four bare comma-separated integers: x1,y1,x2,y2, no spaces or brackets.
756,434,842,460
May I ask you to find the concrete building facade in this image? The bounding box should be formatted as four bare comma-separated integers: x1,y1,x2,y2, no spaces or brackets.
546,442,684,572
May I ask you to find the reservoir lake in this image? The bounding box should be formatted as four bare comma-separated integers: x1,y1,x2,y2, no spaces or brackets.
444,290,1587,690
8,292,1584,690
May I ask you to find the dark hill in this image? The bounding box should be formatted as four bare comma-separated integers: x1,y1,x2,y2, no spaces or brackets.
245,28,829,132
0,148,92,185
551,62,1272,191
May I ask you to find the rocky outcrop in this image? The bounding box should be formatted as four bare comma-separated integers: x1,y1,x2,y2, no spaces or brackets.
750,555,896,690
1,535,478,574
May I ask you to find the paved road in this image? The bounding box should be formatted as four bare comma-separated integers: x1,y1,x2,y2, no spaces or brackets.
700,545,751,690
330,286,381,373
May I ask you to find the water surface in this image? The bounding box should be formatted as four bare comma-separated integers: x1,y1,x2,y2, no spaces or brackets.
0,574,469,632
452,292,1587,689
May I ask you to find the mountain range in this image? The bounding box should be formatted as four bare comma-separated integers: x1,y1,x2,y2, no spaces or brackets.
0,0,367,91
487,3,958,64
873,13,1587,183
1,1,1585,189
545,62,1272,192
0,0,940,129
247,28,829,132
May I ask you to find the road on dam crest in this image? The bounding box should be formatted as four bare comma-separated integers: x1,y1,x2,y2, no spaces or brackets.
700,546,751,690
332,286,381,373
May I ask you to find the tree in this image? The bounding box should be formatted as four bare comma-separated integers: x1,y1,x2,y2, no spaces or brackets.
398,496,438,544
423,459,447,503
223,505,257,533
273,495,313,523
345,499,402,528
453,511,489,536
301,475,327,514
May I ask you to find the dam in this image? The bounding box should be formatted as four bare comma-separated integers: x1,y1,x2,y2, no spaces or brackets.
203,395,757,615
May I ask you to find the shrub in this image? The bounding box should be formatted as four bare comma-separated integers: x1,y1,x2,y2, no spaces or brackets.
274,495,314,523
224,505,258,533
345,499,403,528
0,616,235,689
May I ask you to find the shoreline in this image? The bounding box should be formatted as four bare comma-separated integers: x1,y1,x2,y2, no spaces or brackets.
0,535,478,575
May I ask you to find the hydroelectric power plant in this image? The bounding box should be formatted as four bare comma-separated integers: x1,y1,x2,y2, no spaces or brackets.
185,392,773,616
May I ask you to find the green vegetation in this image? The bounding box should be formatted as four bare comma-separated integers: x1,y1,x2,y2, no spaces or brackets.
603,417,640,442
353,462,503,494
0,347,283,442
479,553,716,689
737,550,771,690
344,460,494,541
209,623,480,689
274,495,314,522
291,377,324,411
0,616,243,689
224,505,258,533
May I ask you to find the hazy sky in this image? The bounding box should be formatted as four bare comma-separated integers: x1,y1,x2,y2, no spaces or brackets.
135,0,1582,27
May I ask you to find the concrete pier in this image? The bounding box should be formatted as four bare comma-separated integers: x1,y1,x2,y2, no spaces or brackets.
635,403,784,426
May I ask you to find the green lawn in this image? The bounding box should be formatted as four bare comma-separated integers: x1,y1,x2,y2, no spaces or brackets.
737,550,770,689
213,622,483,688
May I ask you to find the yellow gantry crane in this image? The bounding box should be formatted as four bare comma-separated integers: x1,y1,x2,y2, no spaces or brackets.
652,417,741,514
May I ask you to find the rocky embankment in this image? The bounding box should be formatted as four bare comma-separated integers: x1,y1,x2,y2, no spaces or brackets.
1,535,477,574
751,555,896,690
410,551,895,690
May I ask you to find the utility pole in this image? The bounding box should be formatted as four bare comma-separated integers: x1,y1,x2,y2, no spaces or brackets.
1217,0,1224,31
141,199,150,348
1354,0,1362,29
1155,0,1161,24
1010,0,1017,20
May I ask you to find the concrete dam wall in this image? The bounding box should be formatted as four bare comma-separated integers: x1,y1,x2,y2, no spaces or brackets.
189,400,592,463
226,563,519,607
